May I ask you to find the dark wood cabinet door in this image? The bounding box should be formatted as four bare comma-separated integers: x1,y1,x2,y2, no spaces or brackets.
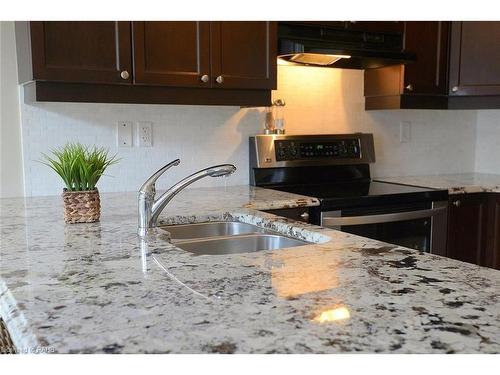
449,22,500,96
403,22,449,95
30,21,132,84
447,194,488,265
485,195,500,269
132,22,211,87
210,22,277,90
364,21,450,109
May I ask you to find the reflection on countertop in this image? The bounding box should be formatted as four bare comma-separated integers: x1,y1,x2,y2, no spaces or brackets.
313,306,351,323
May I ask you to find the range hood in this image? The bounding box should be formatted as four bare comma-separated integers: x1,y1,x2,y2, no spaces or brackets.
278,22,416,69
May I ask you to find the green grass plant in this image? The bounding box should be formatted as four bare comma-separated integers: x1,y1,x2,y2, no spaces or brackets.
41,143,119,191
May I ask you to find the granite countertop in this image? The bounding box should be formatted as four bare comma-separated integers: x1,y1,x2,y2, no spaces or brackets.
376,173,500,195
1,185,499,354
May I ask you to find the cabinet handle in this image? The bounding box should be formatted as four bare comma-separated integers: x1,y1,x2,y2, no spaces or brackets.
215,75,224,84
300,212,310,221
200,74,209,83
453,200,461,207
405,84,414,92
452,86,459,93
120,70,130,80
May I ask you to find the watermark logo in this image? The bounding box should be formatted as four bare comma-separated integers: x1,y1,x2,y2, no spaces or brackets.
17,346,56,354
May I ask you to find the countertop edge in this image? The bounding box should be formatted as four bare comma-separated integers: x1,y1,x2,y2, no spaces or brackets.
0,279,41,352
375,174,500,196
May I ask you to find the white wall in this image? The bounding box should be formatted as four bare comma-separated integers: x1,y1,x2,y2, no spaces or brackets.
475,110,500,174
0,21,24,198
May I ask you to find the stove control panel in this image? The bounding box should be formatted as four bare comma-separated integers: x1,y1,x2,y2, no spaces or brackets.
275,138,361,161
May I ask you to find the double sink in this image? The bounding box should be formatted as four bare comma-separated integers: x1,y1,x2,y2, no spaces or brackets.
160,221,311,255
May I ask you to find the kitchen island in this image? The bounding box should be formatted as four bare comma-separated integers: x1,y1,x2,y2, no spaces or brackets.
1,185,499,353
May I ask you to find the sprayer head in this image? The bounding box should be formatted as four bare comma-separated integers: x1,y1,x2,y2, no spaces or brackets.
208,164,237,177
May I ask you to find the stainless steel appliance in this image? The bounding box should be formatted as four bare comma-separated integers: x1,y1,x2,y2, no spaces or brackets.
249,134,449,255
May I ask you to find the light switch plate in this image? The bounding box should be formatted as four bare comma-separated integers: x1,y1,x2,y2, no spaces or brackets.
400,121,411,143
137,121,153,147
117,121,133,147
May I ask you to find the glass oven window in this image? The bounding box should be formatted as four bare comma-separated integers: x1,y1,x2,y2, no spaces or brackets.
333,202,433,252
341,218,431,252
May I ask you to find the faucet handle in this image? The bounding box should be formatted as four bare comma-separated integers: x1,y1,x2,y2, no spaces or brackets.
139,159,180,195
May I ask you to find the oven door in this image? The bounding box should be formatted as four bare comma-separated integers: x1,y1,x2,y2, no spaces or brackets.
321,201,448,254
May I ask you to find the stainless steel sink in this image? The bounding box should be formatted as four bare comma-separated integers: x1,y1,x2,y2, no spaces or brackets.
173,234,310,255
161,221,267,241
160,221,311,255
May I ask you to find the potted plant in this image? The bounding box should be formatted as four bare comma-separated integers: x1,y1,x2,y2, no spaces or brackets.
42,143,118,224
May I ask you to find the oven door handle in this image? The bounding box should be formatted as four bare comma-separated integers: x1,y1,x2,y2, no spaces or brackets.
322,206,447,227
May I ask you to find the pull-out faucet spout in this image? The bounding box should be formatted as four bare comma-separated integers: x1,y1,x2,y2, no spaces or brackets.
138,161,236,237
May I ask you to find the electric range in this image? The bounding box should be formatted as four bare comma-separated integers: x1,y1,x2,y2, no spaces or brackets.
249,134,449,254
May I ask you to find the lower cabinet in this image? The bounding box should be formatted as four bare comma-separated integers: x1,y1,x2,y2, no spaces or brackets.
447,193,500,270
485,194,500,269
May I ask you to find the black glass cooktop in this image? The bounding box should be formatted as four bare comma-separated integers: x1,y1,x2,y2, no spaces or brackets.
268,180,448,209
272,181,435,198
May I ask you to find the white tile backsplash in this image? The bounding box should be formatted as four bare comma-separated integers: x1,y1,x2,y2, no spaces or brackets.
475,110,500,174
20,67,480,196
20,100,264,196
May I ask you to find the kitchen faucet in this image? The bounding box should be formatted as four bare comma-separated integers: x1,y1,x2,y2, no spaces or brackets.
138,159,236,237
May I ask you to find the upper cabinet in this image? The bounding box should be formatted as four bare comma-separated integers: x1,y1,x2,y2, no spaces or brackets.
364,21,450,109
403,22,449,96
132,21,276,90
448,22,500,96
28,22,132,84
16,21,277,106
365,21,500,110
210,22,277,90
132,22,211,87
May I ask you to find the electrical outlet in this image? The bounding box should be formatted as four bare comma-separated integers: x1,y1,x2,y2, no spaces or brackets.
400,121,411,143
137,121,153,147
117,121,133,147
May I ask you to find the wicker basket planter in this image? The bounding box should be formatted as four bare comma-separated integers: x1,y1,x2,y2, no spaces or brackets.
0,318,15,354
62,189,101,224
